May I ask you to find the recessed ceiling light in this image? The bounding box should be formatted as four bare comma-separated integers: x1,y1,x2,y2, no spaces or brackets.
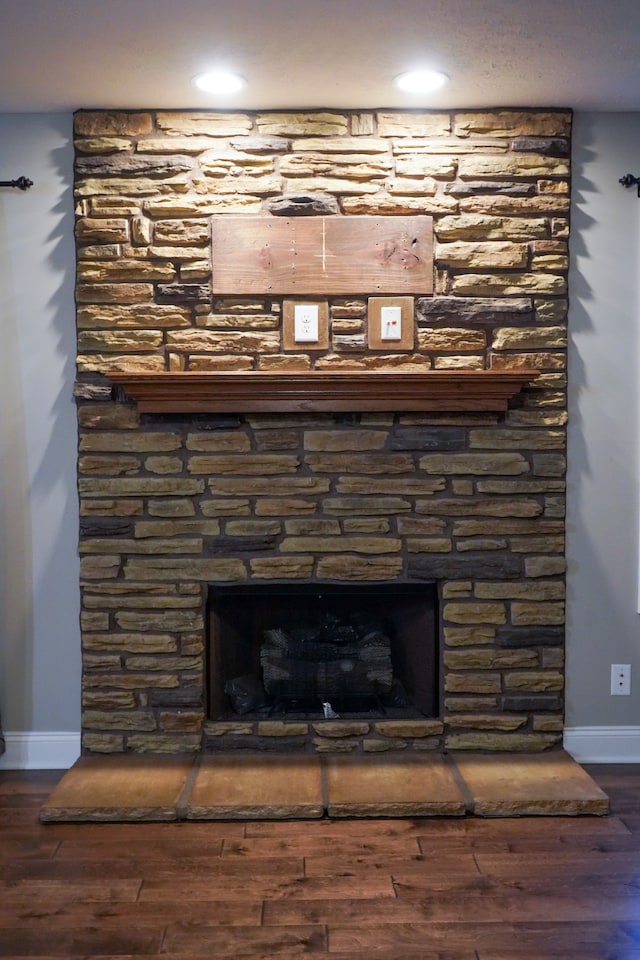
193,71,246,95
395,70,449,94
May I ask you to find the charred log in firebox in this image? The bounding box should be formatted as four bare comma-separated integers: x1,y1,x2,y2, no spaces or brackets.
260,611,393,702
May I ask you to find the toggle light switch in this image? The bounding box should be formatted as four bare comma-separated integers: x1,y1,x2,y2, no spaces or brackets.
381,305,402,340
294,303,319,342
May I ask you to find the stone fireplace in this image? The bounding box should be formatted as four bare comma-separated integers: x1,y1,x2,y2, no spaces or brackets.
74,107,569,757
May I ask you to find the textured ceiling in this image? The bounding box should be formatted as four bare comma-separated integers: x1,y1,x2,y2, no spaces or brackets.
2,0,640,113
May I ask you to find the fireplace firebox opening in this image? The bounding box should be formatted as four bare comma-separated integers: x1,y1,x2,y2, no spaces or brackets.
207,582,438,722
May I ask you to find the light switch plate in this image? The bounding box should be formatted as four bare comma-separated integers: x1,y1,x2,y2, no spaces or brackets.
368,297,414,350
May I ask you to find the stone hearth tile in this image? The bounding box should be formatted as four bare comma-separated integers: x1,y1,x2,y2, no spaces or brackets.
187,755,324,820
324,754,466,817
40,755,195,822
451,749,610,817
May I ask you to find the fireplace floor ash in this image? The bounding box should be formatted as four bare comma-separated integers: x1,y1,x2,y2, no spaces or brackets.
207,582,438,723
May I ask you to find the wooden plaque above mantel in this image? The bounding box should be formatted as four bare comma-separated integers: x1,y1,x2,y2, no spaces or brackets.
107,369,540,414
210,216,433,295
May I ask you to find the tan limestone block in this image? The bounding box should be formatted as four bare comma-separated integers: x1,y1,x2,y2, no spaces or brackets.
83,692,136,708
254,429,299,451
352,113,375,135
75,137,132,154
419,453,529,476
83,710,156,732
76,218,129,243
81,612,109,631
292,136,388,153
446,732,560,752
79,478,204,497
167,330,280,354
254,498,316,516
259,355,312,371
77,354,166,374
126,734,202,753
115,611,204,632
250,557,314,579
343,518,390,533
187,755,323,819
280,155,391,179
75,178,190,198
256,113,348,136
395,156,457,177
193,174,283,195
436,213,548,241
510,536,565,554
82,634,177,653
79,329,165,353
133,519,220,538
159,711,205,733
81,734,124,753
78,455,140,476
377,112,451,136
446,714,526,731
407,538,452,553
144,195,262,216
433,356,485,370
76,282,154,303
257,722,309,737
458,155,569,178
188,454,299,475
316,556,403,580
375,721,444,738
312,737,359,753
454,111,571,137
199,153,274,175
443,627,496,646
284,519,340,536
445,674,502,694
306,453,413,475
226,520,282,535
78,405,140,430
154,218,210,243
325,755,465,817
442,582,473,599
492,326,567,350
80,555,121,579
208,477,330,496
470,429,565,450
124,655,201,672
417,498,541,518
304,430,387,452
453,519,562,536
504,671,564,692
197,314,278,330
490,351,566,372
533,716,564,732
281,536,400,555
188,356,254,371
525,556,567,577
435,241,527,269
204,722,254,736
83,593,200,610
444,649,537,669
80,537,202,555
155,112,252,135
336,475,445,493
475,581,564,601
392,137,506,156
79,244,123,259
80,432,181,452
74,112,153,136
83,673,180,689
417,328,487,351
450,750,609,817
123,558,247,581
452,273,566,296
363,739,407,752
77,260,176,282
312,722,370,738
84,653,122,670
511,602,565,625
144,457,183,475
77,303,191,329
386,177,438,196
282,176,381,195
460,195,570,216
397,517,447,534
200,499,251,517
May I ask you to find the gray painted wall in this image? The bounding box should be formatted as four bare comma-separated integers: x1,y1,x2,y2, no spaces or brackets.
566,112,640,727
0,114,80,734
0,110,638,747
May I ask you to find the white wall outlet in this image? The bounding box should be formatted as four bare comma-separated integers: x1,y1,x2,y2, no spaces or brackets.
381,305,402,341
611,663,631,695
294,303,319,342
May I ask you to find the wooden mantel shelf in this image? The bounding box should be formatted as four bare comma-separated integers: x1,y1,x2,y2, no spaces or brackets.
108,369,539,414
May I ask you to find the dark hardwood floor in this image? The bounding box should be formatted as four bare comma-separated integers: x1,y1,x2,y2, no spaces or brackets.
1,764,640,959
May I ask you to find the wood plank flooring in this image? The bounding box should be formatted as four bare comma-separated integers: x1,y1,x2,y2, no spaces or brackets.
1,765,640,959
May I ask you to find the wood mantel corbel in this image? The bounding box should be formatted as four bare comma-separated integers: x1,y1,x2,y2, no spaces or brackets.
106,369,540,414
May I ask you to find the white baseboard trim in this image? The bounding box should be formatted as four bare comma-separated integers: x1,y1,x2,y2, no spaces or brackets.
0,731,80,770
564,726,640,763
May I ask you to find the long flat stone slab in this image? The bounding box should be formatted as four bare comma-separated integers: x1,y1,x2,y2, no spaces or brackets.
325,754,466,817
451,750,610,816
187,755,324,820
39,755,194,822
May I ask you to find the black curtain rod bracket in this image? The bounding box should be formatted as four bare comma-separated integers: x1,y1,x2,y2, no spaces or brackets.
619,174,640,196
0,176,33,191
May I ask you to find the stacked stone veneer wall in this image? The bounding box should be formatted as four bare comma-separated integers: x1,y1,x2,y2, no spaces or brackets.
74,107,570,756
